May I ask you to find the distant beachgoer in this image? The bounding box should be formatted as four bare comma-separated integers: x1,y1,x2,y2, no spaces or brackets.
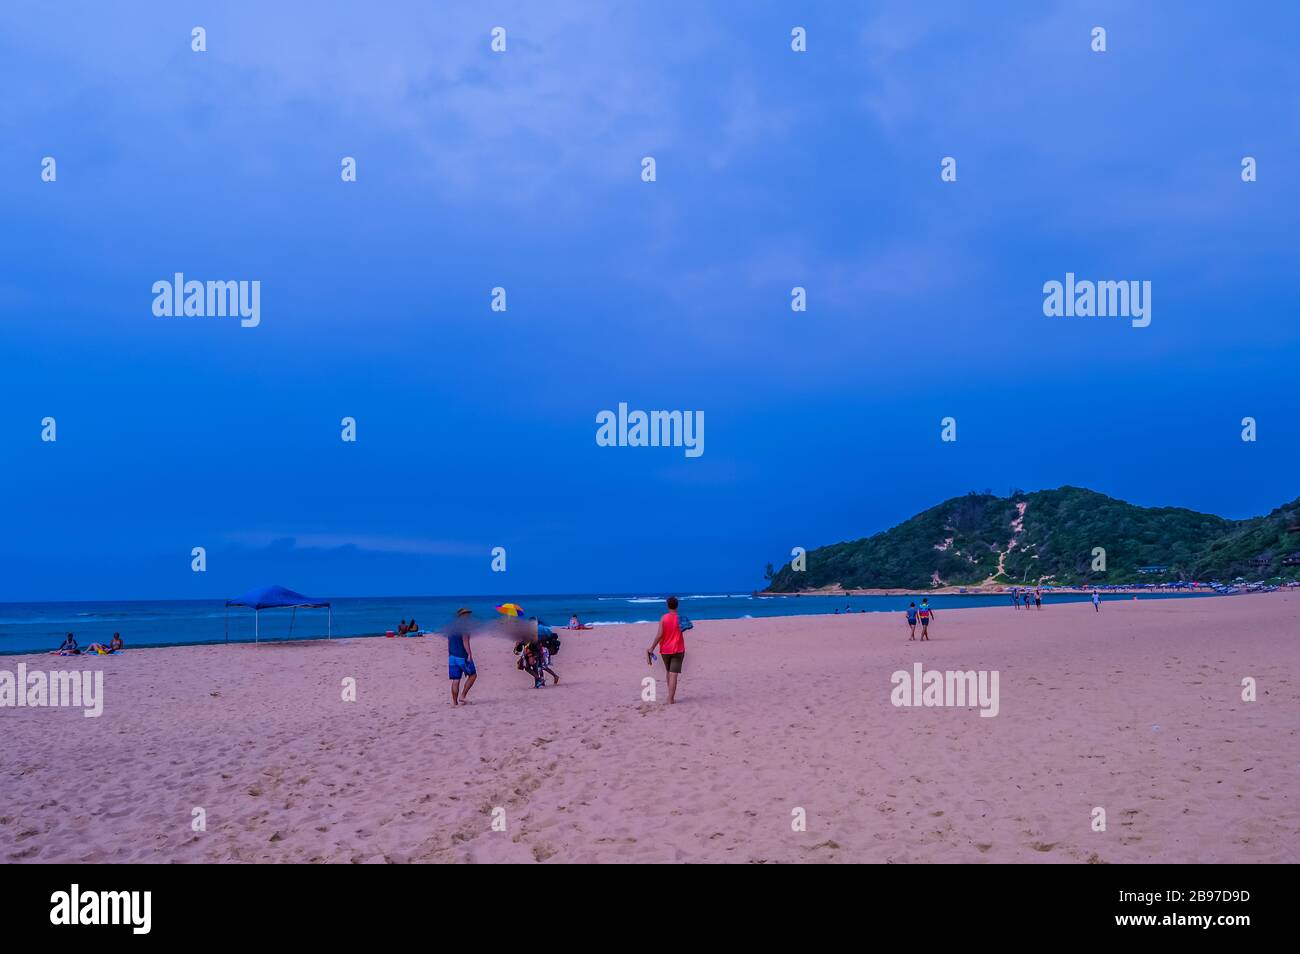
54,633,79,655
110,633,123,651
1092,589,1100,612
446,608,477,706
1010,588,1019,610
397,619,409,636
569,614,580,629
1034,589,1042,610
407,618,420,636
905,602,918,640
647,596,686,704
918,600,933,640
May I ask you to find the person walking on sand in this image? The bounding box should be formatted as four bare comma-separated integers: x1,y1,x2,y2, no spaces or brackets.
1010,587,1019,610
1091,588,1100,613
527,617,560,686
446,607,477,706
905,601,919,640
646,596,686,704
1034,588,1042,610
918,599,934,640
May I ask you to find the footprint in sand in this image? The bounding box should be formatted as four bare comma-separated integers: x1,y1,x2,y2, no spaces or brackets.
531,843,557,862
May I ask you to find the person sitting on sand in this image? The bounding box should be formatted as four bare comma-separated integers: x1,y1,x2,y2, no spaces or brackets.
54,632,80,655
406,618,420,636
918,600,933,641
905,602,918,640
87,631,126,654
646,596,686,704
446,608,477,706
569,614,581,629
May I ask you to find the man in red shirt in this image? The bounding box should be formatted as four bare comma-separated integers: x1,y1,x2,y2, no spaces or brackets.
646,596,686,704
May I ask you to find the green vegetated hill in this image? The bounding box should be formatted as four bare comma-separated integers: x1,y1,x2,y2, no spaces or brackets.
764,487,1300,591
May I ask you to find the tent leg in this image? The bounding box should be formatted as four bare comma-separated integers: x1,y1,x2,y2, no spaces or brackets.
328,607,332,640
225,605,229,645
255,610,259,646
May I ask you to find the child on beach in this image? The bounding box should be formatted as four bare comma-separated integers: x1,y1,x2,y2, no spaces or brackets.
905,602,918,640
532,618,560,686
515,638,544,687
515,634,559,688
918,600,933,640
1092,589,1101,612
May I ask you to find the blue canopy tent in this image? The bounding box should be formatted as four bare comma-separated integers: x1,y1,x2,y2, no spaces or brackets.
225,584,332,644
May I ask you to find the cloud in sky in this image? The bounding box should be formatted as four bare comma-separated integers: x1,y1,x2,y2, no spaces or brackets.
2,1,1297,599
224,532,482,558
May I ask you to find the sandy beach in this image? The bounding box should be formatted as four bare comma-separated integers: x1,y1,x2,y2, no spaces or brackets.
2,594,1297,864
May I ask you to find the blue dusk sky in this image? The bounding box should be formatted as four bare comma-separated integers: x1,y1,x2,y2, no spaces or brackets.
1,1,1298,601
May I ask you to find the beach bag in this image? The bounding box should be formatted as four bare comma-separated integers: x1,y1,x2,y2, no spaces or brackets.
679,614,694,631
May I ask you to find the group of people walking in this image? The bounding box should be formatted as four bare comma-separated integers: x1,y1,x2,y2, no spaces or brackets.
1010,587,1043,610
440,597,692,706
905,600,934,640
439,584,1105,708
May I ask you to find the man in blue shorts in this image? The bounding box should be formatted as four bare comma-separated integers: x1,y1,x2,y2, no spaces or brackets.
447,607,477,706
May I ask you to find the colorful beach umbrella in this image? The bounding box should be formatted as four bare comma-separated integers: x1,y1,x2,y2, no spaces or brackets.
496,602,524,617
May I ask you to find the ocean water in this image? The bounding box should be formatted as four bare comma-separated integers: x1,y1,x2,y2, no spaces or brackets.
0,590,1216,655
